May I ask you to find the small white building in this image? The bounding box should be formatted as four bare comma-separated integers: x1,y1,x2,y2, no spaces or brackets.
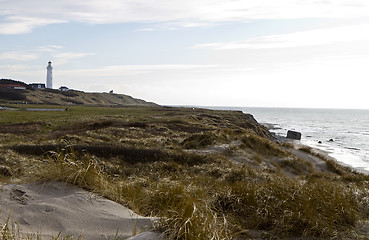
30,83,46,89
59,86,69,91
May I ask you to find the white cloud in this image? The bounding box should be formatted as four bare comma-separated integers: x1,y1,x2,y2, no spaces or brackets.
194,23,369,50
52,52,95,64
0,46,93,64
38,45,64,52
0,64,44,82
0,64,40,72
136,21,214,31
1,0,369,34
58,64,225,76
0,51,39,61
0,16,65,34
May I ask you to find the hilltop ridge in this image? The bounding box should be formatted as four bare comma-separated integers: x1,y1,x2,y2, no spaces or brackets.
0,79,157,106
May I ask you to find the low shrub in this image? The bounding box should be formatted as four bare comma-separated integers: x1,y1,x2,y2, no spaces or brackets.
213,178,358,238
12,144,210,166
278,157,315,175
240,133,287,156
0,90,26,101
182,133,216,149
299,146,312,152
60,91,79,97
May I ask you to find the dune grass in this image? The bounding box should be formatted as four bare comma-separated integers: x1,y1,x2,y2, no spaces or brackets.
9,144,365,239
1,106,369,239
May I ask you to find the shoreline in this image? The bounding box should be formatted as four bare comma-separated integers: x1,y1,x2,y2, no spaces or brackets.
303,139,369,173
267,124,369,175
190,105,369,176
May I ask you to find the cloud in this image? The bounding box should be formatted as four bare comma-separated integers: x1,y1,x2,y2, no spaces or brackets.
0,16,65,34
58,64,224,77
0,63,253,79
194,23,369,50
56,64,252,77
0,51,39,61
1,0,369,34
0,64,41,72
0,47,92,65
52,52,95,64
136,21,214,31
38,45,64,52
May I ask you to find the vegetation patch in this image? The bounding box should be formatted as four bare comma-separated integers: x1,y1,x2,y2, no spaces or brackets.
0,89,27,101
213,178,358,238
11,144,210,166
240,133,287,156
56,120,147,131
20,146,367,240
61,98,83,105
0,122,44,134
0,105,368,239
60,91,79,97
182,133,216,149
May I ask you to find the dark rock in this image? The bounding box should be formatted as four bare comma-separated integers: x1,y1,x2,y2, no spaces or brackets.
286,130,301,140
329,139,334,142
318,141,322,144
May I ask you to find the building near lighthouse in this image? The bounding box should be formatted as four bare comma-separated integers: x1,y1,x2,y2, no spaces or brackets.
46,61,53,89
30,83,45,89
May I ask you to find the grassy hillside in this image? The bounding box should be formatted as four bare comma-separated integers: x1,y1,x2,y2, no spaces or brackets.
0,79,156,106
0,106,368,239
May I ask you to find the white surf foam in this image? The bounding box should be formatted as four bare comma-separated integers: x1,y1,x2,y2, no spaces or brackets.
303,139,369,172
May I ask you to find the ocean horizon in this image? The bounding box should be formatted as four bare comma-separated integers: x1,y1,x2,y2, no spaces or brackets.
172,106,369,172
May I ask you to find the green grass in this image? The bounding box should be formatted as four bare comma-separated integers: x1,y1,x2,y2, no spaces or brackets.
0,105,160,126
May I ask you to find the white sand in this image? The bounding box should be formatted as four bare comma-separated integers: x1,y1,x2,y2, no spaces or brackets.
0,181,156,239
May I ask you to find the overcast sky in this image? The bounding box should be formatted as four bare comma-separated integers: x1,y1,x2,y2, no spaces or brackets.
1,0,369,108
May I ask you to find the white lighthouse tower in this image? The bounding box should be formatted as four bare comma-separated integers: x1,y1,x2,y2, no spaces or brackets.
46,61,53,89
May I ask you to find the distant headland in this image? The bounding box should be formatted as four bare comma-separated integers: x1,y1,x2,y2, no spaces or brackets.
0,79,157,106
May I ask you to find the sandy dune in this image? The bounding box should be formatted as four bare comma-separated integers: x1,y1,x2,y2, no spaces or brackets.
0,181,155,239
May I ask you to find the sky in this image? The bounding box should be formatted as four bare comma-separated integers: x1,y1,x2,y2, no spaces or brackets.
1,0,369,108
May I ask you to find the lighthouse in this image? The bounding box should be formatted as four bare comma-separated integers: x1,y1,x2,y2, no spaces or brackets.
46,61,53,89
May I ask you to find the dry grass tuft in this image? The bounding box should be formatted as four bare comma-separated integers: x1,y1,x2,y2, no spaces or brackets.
182,133,216,149
240,133,287,157
278,157,315,175
213,178,358,238
20,146,365,239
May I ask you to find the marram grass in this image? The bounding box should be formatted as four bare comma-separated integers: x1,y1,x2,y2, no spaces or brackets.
2,106,369,239
15,146,368,239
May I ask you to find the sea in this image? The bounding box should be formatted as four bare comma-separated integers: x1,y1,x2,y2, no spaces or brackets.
199,107,369,172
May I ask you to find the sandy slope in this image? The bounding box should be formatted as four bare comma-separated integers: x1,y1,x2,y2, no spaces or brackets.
0,181,154,239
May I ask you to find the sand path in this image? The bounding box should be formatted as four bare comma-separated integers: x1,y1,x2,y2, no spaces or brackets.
0,181,155,239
